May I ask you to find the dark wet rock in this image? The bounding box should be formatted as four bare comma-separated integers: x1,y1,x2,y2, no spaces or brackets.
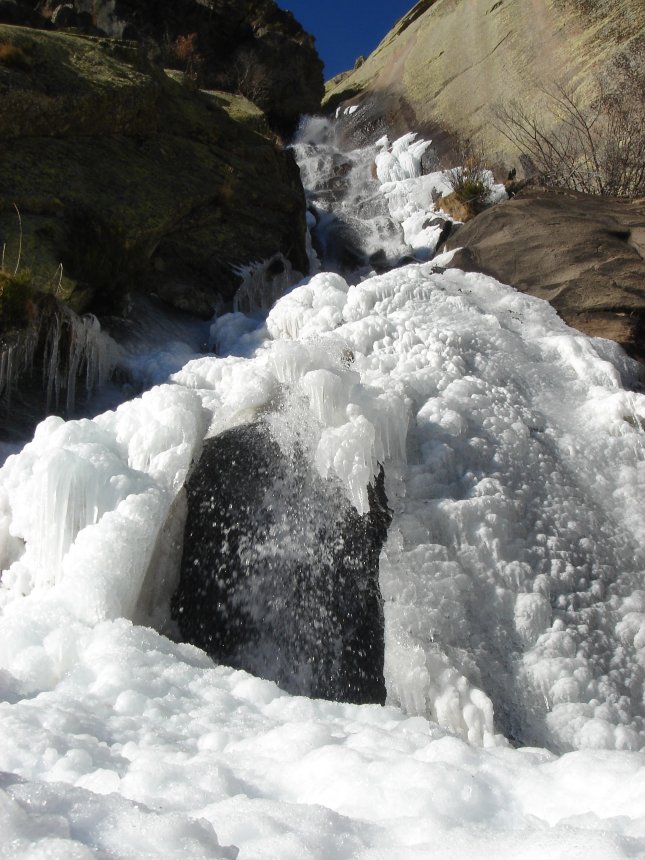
0,23,308,321
445,186,645,362
0,0,41,26
33,0,324,135
422,217,454,250
310,212,367,275
172,421,391,705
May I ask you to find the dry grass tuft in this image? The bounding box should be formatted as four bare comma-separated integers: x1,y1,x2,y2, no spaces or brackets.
0,41,32,71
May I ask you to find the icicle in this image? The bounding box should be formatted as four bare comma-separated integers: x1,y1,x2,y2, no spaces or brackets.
40,307,122,414
0,303,122,419
233,253,302,314
0,327,39,405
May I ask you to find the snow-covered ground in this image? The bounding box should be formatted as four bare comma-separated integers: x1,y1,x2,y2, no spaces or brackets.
1,134,645,858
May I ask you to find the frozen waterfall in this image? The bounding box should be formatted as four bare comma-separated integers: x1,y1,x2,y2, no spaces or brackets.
0,120,644,859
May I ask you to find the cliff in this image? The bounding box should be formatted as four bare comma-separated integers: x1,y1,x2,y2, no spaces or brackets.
0,0,325,134
0,23,308,322
324,0,645,166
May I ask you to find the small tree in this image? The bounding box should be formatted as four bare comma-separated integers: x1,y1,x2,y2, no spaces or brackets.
232,49,270,108
168,33,204,85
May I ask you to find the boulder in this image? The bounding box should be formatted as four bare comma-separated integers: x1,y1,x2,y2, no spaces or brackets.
444,185,645,362
172,421,391,705
0,24,308,320
0,0,41,26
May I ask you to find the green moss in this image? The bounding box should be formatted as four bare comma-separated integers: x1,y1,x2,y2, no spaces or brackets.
0,22,307,321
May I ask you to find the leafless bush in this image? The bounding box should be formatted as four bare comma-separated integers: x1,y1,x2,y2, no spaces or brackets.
232,49,270,107
161,32,205,85
493,80,645,197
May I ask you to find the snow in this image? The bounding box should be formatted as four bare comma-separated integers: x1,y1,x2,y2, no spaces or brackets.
375,134,506,259
2,622,645,860
1,129,645,857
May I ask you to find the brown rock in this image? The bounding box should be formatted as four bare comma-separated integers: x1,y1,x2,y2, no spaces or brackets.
444,186,645,362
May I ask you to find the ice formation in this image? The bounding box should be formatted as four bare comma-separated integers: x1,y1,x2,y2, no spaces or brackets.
0,304,122,415
292,122,505,276
292,120,414,271
0,130,644,857
232,253,303,315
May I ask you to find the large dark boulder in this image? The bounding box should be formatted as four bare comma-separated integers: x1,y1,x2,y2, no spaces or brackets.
445,185,645,363
0,23,308,320
172,422,391,705
0,0,41,26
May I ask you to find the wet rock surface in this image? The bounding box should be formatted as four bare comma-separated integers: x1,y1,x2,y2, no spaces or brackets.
173,421,391,705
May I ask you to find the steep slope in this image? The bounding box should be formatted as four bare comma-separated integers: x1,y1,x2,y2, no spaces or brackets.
324,0,645,165
0,0,325,133
0,23,308,319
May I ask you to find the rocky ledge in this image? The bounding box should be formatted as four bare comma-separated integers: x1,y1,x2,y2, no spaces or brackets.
0,23,309,321
0,0,324,135
445,186,645,364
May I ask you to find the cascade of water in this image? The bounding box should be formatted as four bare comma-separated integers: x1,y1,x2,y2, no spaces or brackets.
291,117,405,275
291,114,505,277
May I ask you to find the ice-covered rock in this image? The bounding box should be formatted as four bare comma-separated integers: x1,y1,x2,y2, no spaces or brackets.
173,419,390,704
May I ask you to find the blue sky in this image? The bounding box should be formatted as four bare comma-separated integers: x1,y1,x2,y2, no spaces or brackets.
280,1,415,78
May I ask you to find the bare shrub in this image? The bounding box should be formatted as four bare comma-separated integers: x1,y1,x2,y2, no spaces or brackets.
493,79,645,198
165,32,204,84
232,49,269,107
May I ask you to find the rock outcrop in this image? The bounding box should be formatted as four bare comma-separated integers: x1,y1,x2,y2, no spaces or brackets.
444,186,645,363
0,0,324,134
172,421,391,705
324,0,645,164
0,23,308,320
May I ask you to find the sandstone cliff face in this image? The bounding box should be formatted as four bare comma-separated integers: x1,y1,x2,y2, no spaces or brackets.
0,0,324,134
325,0,645,165
0,23,308,320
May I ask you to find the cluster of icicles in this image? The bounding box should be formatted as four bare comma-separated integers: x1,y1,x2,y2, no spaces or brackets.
0,304,121,415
